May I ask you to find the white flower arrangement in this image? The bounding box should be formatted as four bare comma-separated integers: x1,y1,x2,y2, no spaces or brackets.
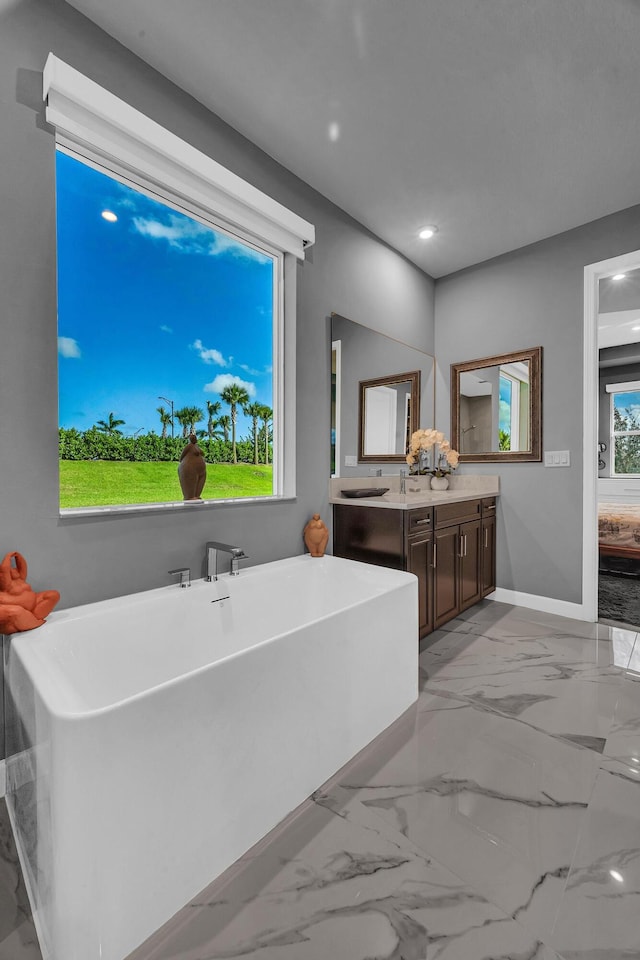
406,428,460,476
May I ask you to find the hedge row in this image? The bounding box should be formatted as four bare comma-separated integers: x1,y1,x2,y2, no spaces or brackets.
59,428,271,464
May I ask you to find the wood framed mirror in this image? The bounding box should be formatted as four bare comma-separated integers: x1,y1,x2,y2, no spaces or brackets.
358,370,420,462
451,347,542,462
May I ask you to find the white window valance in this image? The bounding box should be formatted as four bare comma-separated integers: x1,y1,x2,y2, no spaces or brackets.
605,381,640,393
42,53,315,259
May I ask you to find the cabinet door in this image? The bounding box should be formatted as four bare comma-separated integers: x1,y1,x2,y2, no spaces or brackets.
481,515,496,596
407,534,433,638
434,526,459,628
333,504,404,568
459,519,481,612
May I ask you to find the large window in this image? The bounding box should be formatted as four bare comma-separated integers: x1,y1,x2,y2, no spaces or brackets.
609,383,640,476
57,150,278,509
44,54,314,513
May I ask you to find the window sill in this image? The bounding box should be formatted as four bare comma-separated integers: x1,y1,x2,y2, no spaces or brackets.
59,495,296,521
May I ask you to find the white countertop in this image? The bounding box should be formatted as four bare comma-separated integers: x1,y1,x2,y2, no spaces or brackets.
329,475,500,510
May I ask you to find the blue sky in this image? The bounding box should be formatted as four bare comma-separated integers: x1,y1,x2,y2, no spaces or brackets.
499,375,511,434
613,391,640,427
56,150,274,437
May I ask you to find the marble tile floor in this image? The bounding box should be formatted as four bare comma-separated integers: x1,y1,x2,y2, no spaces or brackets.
0,799,41,959
2,599,640,959
125,600,640,960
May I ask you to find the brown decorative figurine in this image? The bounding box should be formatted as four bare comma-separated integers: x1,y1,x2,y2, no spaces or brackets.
303,514,329,557
178,433,207,501
0,552,60,634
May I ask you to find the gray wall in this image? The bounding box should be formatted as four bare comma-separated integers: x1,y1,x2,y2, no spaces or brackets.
435,205,640,604
0,0,435,613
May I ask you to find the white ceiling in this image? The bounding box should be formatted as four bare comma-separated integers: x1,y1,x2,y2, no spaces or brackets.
599,266,640,349
65,0,640,278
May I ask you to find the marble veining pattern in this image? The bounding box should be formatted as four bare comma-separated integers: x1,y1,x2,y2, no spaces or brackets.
3,600,640,958
119,601,640,960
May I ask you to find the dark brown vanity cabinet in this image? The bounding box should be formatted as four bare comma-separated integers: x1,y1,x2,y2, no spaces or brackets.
433,499,482,628
333,494,497,640
405,506,434,637
481,497,497,597
333,503,433,638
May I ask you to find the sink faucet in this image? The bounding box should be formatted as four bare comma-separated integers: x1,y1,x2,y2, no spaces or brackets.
399,468,407,495
205,541,248,581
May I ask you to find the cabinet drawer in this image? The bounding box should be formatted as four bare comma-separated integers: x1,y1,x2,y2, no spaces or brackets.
406,507,433,537
435,498,481,528
482,497,497,515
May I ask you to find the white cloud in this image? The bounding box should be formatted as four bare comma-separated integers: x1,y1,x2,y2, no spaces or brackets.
238,362,272,376
132,215,209,251
58,336,81,358
208,232,271,264
204,374,256,398
192,339,229,366
132,213,271,263
160,324,173,334
238,362,262,376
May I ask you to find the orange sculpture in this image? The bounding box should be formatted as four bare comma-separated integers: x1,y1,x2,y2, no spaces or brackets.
303,514,329,557
178,434,207,501
0,552,60,634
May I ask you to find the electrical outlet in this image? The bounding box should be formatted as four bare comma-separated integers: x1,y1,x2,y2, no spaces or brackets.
544,450,571,467
344,454,357,467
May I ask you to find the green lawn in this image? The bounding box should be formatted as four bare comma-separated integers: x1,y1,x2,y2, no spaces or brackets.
60,460,273,507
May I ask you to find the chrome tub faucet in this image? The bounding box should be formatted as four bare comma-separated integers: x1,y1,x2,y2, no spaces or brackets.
168,567,191,588
205,542,248,581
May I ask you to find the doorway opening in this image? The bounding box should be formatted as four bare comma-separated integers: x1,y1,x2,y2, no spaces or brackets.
584,250,640,627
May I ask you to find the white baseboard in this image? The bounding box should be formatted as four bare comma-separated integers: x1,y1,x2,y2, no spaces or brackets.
487,588,592,622
0,760,5,798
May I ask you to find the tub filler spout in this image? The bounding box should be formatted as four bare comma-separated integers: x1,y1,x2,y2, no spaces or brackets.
205,541,248,581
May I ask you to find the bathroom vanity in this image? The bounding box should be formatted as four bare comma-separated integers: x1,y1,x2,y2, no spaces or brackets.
331,478,499,638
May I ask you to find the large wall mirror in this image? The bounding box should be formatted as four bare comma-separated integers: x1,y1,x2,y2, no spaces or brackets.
451,346,542,462
331,313,435,475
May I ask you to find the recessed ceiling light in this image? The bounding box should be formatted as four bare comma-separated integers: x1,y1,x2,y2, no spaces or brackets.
101,210,118,222
632,325,640,332
418,225,438,240
327,122,340,142
612,273,626,281
609,869,624,883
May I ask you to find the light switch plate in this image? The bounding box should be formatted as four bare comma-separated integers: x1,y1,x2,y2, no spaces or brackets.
344,454,357,467
544,450,570,467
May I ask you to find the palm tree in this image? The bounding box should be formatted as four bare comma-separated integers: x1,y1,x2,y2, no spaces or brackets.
220,384,250,463
96,412,125,435
216,415,231,443
243,402,263,465
259,405,273,465
205,400,221,438
174,407,192,438
156,406,172,439
185,406,204,434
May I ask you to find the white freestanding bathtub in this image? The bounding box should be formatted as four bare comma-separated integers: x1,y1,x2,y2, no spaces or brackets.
4,554,418,960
